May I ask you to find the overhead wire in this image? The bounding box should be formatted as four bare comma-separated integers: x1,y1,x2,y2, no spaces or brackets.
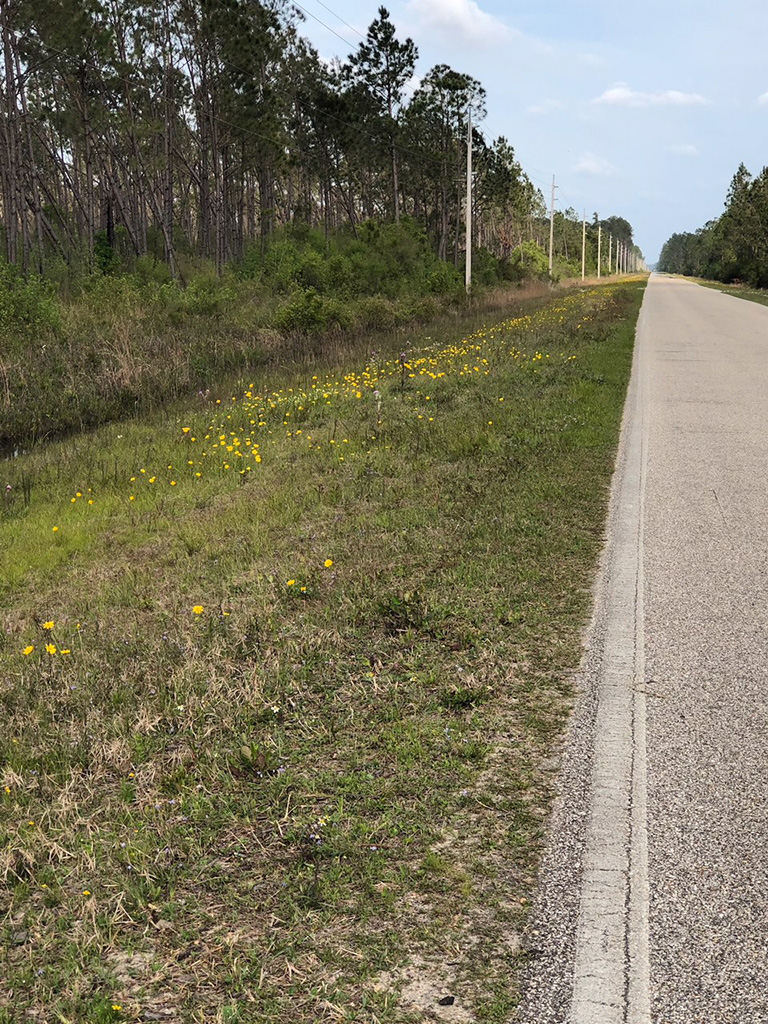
289,0,359,53
305,0,365,39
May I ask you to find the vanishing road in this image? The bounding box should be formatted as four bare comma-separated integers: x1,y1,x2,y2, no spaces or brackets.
516,275,768,1023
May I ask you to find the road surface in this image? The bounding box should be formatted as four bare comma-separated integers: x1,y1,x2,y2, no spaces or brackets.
516,275,768,1023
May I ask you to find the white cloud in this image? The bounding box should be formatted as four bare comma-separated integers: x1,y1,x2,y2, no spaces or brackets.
574,152,618,177
526,99,566,115
758,92,768,106
667,143,699,157
406,0,516,47
593,83,708,108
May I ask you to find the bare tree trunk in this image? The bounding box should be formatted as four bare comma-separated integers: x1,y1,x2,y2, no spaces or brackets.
102,157,140,253
258,160,275,243
13,46,44,272
77,66,95,268
391,138,399,225
1,2,19,265
454,139,461,267
162,0,178,277
439,181,448,262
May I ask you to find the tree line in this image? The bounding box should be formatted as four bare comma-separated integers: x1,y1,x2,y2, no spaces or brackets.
1,0,638,283
658,163,768,287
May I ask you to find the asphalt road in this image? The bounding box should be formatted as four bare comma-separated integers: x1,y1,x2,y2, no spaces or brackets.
515,275,768,1023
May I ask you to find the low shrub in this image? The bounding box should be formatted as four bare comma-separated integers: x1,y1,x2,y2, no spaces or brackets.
355,295,397,331
505,241,551,282
0,259,61,342
274,289,351,334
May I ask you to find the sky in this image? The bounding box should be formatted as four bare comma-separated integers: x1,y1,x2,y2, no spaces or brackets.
290,0,768,263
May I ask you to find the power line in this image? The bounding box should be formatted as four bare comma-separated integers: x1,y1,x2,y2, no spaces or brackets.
307,0,365,39
290,0,358,52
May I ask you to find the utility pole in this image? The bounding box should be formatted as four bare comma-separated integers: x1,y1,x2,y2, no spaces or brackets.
548,175,557,276
465,106,472,294
581,210,586,281
597,220,602,279
608,235,612,276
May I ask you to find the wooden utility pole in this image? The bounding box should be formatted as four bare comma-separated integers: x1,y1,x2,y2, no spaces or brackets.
548,175,557,275
608,235,612,276
465,106,472,294
597,221,602,279
581,210,586,281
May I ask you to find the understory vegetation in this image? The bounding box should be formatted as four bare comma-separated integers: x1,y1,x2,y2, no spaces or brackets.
1,279,646,1023
0,215,613,457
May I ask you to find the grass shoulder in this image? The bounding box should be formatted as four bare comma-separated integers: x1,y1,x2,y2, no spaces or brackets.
1,279,646,1023
693,278,768,307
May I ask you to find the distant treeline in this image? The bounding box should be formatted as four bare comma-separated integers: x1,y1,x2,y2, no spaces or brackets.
0,0,639,287
658,164,768,287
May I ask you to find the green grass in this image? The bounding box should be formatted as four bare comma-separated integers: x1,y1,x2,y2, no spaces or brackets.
695,278,768,307
1,279,646,1023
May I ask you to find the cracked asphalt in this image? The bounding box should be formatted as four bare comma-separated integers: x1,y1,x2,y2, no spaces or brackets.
515,275,768,1023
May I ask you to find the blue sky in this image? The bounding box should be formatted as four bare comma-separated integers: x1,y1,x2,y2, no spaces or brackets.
291,0,768,262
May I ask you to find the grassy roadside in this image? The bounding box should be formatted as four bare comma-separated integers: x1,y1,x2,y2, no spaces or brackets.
0,244,553,458
1,279,646,1024
693,278,768,307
